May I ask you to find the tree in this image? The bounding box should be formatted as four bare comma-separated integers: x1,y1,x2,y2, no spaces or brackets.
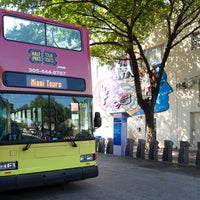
1,0,200,149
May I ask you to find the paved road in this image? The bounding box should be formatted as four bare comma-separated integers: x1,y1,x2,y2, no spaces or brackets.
1,153,200,200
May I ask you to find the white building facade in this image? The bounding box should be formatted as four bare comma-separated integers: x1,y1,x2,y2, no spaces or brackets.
92,29,200,150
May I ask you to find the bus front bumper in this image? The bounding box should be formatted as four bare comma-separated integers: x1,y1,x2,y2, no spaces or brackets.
0,165,98,191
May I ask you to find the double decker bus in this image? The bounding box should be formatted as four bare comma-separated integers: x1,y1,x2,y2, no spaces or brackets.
0,8,101,191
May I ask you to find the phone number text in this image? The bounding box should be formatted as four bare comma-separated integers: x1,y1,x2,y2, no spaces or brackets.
29,68,66,76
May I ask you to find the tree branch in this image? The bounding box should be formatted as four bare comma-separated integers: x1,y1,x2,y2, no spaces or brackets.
90,41,123,47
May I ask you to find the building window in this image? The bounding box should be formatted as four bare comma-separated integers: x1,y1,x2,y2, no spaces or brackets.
144,44,164,65
191,32,200,50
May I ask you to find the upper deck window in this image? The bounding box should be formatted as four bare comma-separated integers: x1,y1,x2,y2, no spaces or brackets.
3,15,82,51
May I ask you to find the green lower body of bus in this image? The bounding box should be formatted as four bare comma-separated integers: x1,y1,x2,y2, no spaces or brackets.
0,140,98,191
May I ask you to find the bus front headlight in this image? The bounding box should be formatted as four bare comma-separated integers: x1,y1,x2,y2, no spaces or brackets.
80,154,96,162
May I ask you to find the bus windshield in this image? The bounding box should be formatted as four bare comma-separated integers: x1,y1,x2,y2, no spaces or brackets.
0,93,93,144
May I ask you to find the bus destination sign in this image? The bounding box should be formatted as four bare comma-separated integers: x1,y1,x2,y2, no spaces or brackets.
27,75,67,89
3,72,86,91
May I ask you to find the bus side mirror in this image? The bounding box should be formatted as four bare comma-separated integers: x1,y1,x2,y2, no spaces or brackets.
94,112,101,128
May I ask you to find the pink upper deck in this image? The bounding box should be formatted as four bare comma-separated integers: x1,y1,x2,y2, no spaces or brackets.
0,9,92,95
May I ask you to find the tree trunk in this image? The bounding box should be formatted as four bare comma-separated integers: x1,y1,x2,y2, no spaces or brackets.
145,104,156,150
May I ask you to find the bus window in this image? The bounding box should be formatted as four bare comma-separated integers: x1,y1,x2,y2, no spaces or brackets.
0,97,7,141
46,24,82,50
3,15,82,51
0,93,93,143
3,15,45,45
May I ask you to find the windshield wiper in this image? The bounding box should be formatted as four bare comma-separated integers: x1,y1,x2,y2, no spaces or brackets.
23,137,77,150
69,137,77,147
23,143,31,151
